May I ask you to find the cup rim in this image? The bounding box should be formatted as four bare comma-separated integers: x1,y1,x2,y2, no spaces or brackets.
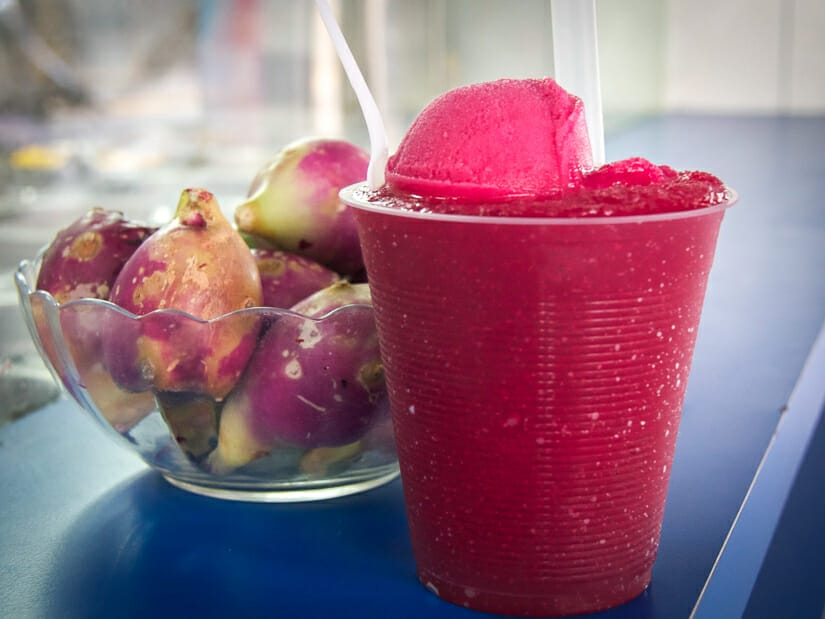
341,182,738,226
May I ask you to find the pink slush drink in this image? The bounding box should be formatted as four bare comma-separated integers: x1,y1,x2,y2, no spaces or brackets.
342,79,734,616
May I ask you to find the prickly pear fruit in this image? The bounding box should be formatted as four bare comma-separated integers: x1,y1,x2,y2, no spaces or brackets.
208,281,384,473
82,362,157,432
234,138,368,276
156,392,219,460
252,248,340,309
62,302,157,430
37,208,155,303
299,440,363,476
106,188,262,400
28,296,156,431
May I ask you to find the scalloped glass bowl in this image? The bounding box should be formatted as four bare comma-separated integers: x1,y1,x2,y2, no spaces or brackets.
15,257,399,501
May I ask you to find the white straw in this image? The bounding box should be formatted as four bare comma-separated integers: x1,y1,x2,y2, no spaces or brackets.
551,0,605,167
314,0,389,188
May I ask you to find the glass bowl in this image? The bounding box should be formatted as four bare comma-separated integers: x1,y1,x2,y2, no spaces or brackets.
14,257,399,502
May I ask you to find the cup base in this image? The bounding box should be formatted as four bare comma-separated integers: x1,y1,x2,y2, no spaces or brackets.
417,567,651,617
161,464,399,502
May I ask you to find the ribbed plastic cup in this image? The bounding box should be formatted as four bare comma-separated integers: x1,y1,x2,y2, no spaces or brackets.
342,184,735,616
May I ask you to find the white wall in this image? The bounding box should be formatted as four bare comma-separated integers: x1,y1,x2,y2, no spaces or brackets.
663,0,825,114
596,0,667,127
377,0,825,136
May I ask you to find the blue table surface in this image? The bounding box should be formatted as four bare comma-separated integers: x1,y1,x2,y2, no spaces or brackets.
1,115,824,619
744,399,825,619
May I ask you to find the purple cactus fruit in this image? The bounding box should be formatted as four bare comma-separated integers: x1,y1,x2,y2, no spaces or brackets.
60,302,156,430
36,208,156,303
33,207,153,405
28,285,156,432
234,138,369,276
106,188,263,400
299,440,364,476
82,362,157,432
156,392,219,460
252,248,340,308
208,281,384,473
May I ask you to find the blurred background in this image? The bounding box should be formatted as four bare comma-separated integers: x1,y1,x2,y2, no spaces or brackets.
1,0,823,418
1,0,823,223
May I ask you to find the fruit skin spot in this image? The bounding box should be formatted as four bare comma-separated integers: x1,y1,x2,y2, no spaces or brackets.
285,359,303,379
66,231,104,261
258,256,286,277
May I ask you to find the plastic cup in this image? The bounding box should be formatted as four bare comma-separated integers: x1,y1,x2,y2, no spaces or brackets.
342,184,735,616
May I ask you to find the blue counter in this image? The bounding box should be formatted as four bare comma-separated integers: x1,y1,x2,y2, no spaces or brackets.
1,115,824,619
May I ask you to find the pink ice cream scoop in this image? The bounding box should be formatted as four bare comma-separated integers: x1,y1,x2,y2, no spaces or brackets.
386,78,593,200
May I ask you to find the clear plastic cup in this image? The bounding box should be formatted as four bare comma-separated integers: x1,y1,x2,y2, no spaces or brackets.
342,183,735,616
